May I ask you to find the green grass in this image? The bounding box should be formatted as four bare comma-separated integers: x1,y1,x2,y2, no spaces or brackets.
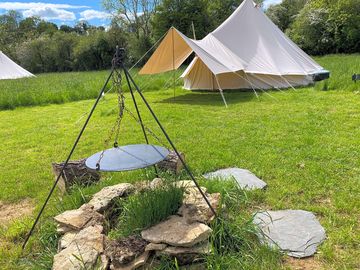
0,54,359,269
0,69,184,110
314,54,360,92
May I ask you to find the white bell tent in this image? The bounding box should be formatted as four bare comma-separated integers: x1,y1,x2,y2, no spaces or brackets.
0,51,34,80
139,0,329,106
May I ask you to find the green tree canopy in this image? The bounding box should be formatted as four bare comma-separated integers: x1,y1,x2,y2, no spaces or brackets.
288,0,360,54
152,0,211,40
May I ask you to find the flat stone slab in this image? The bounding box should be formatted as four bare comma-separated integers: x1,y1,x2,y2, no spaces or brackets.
141,215,212,247
254,210,326,258
156,242,211,265
53,225,104,270
54,204,104,231
88,183,134,212
204,168,267,190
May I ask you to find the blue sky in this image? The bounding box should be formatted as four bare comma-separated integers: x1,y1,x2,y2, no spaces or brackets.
0,0,281,27
0,0,111,26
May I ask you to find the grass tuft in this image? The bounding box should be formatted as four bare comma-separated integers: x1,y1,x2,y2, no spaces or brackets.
109,181,184,239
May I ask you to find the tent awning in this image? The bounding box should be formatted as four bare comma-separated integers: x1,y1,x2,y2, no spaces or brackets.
139,27,246,76
139,28,193,75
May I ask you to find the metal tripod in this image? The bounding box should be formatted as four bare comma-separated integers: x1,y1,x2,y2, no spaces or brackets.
22,47,217,250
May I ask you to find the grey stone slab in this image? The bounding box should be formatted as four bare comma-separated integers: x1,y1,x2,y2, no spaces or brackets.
254,210,326,258
141,215,212,247
203,168,267,190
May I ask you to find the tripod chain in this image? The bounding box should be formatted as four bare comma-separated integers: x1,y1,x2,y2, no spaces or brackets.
124,107,168,149
96,67,125,170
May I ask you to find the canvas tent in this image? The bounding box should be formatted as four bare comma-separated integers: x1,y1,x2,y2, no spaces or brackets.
0,51,34,80
140,0,328,105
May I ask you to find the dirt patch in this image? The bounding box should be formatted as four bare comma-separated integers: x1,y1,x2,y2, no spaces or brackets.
285,257,325,270
105,235,148,266
0,199,34,226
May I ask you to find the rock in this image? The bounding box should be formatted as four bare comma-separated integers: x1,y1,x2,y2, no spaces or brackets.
56,224,74,235
58,231,77,250
254,210,326,258
145,243,167,252
52,225,104,270
177,181,220,224
141,215,212,247
157,151,185,174
88,183,135,212
105,235,148,266
54,204,104,231
175,180,197,189
52,159,100,193
110,251,149,270
160,242,211,256
179,192,221,224
149,178,164,189
157,242,211,265
133,181,151,193
204,168,267,190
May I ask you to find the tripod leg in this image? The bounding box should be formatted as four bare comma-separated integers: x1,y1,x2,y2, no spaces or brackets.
124,68,217,217
22,68,115,250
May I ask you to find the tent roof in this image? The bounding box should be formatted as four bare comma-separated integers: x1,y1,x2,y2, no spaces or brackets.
0,51,34,80
210,0,322,75
140,0,323,76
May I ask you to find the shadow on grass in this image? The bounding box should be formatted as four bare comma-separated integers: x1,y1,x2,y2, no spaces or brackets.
157,91,257,106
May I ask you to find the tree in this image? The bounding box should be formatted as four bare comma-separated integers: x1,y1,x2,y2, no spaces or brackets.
207,0,242,30
152,0,211,40
17,36,56,73
330,0,360,53
18,17,41,39
0,10,22,31
74,21,91,35
60,25,75,33
73,30,114,70
266,0,306,31
103,0,161,39
37,21,58,35
288,0,360,55
0,10,22,58
52,32,78,71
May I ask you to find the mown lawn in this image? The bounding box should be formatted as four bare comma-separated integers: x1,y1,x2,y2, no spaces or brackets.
0,54,359,269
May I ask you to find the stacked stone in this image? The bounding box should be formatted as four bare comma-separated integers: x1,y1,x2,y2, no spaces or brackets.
51,180,220,270
141,180,220,266
52,183,134,270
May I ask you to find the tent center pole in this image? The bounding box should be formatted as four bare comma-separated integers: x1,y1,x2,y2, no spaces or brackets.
171,27,176,100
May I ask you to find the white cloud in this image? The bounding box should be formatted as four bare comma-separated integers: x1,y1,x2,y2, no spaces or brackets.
263,0,283,8
23,7,76,21
0,2,88,10
79,9,110,21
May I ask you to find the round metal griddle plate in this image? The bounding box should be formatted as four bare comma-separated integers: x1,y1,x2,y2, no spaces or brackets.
85,144,170,172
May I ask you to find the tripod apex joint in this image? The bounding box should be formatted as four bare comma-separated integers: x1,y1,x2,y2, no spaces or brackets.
113,47,126,67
